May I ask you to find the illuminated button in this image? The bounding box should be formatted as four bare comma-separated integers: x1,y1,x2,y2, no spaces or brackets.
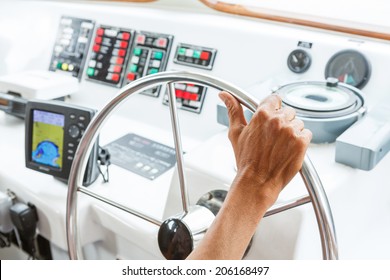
175,90,184,98
135,162,143,168
56,62,62,69
87,68,95,76
189,93,198,101
152,60,161,68
185,49,194,57
68,125,80,138
61,63,68,71
116,57,124,65
122,32,131,40
95,36,102,44
68,64,75,71
136,34,146,44
148,68,158,75
113,66,122,73
93,44,100,52
153,51,163,60
97,28,104,36
112,74,120,82
134,48,142,56
183,91,191,100
193,50,201,59
68,149,74,154
68,143,75,148
67,156,74,161
131,56,139,64
120,41,128,48
89,60,96,67
200,51,210,60
127,73,136,81
130,64,138,72
156,38,168,48
178,48,186,56
118,49,126,57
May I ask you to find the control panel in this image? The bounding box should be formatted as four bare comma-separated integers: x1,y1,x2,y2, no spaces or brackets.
86,25,134,87
49,16,95,80
173,43,217,70
123,32,173,97
163,83,207,113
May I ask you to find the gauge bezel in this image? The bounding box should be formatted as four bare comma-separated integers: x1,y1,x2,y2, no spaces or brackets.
277,80,365,118
287,49,312,74
324,49,371,89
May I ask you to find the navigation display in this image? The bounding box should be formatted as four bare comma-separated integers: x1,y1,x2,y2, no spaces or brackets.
31,110,65,169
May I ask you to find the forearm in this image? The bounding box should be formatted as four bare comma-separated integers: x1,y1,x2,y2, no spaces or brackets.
187,173,273,260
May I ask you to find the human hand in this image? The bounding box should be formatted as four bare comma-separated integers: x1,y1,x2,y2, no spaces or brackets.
219,91,312,210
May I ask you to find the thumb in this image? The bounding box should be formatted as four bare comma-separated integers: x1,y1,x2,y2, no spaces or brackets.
219,91,247,127
219,91,247,143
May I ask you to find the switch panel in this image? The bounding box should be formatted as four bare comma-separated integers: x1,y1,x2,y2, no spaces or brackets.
123,32,173,97
49,16,95,80
86,25,134,87
163,83,207,114
173,43,217,70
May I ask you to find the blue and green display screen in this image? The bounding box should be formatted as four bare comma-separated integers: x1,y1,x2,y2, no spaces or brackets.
31,110,65,169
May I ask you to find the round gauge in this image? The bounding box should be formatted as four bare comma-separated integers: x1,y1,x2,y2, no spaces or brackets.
287,49,311,73
325,50,370,89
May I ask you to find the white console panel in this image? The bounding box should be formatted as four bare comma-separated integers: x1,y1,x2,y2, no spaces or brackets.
1,0,390,260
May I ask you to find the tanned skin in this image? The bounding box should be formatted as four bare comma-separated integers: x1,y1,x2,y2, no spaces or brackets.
187,92,312,260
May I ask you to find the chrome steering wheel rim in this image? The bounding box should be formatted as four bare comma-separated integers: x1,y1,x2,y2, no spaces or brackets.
66,70,338,260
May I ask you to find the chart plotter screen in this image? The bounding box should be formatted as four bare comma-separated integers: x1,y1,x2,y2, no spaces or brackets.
31,110,65,169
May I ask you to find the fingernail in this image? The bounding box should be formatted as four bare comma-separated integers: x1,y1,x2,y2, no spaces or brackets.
218,92,226,102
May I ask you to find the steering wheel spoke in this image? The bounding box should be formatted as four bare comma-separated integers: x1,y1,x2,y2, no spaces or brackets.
166,82,190,214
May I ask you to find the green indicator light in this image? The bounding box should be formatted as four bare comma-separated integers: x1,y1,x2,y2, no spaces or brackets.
178,48,186,56
193,50,201,59
57,62,62,69
148,68,159,75
87,68,95,76
154,52,163,60
134,48,142,56
130,64,138,73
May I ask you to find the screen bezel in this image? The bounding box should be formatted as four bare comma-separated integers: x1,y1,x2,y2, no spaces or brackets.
25,100,95,181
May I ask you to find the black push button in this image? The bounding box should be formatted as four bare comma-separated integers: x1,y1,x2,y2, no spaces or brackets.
68,124,80,138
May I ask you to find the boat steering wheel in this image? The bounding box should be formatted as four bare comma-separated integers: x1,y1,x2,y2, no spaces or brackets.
66,71,338,260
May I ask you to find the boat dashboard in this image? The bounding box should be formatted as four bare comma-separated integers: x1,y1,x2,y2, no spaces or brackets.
1,0,390,260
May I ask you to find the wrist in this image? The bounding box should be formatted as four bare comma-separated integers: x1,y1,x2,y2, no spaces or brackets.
229,167,281,216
